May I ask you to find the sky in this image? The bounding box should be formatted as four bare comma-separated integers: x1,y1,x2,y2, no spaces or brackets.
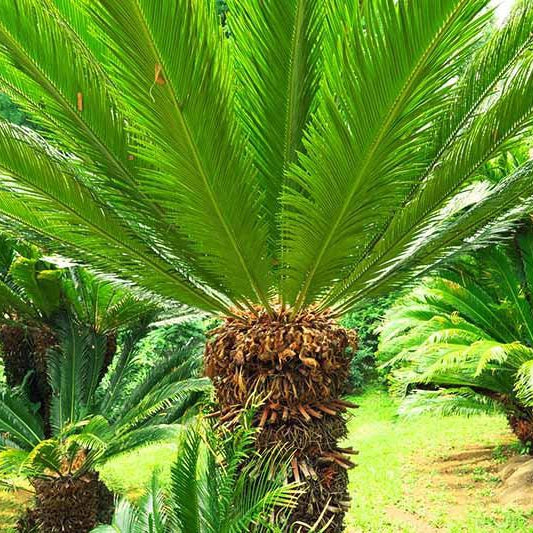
492,0,517,22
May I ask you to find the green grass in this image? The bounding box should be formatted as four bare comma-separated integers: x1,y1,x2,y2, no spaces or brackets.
343,387,533,532
99,440,179,500
1,387,532,532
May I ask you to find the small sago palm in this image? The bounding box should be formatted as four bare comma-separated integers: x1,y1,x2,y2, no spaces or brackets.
379,223,533,450
93,419,302,533
0,0,533,528
0,316,210,532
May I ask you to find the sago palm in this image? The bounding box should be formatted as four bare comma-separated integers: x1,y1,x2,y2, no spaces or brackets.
0,0,533,528
0,237,152,434
93,418,302,533
0,316,211,532
379,223,533,449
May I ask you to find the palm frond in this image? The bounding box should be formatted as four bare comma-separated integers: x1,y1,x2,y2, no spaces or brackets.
62,268,158,334
228,0,323,244
88,0,271,308
48,316,97,432
0,122,227,313
0,389,44,450
399,387,504,418
116,343,203,417
283,0,491,309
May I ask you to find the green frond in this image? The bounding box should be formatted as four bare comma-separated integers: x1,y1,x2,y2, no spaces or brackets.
283,0,491,309
98,319,153,416
382,228,533,420
228,0,323,244
168,424,202,532
8,257,62,318
0,389,44,450
62,268,157,334
88,0,272,308
99,424,183,464
0,0,532,317
515,360,533,407
398,388,504,418
0,122,228,313
115,347,204,421
112,378,211,435
48,316,99,432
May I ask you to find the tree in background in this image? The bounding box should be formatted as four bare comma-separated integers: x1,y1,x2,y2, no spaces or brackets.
379,222,533,452
0,237,153,435
341,295,397,391
0,1,533,529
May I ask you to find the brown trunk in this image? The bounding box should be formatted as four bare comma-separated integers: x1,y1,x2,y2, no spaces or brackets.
29,325,57,436
0,324,33,387
508,414,533,452
17,472,114,533
100,332,118,381
0,324,57,435
205,308,357,532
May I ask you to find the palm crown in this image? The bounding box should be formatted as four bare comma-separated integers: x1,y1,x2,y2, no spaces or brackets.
0,0,531,316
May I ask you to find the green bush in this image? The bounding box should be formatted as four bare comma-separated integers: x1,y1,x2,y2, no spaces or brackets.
0,94,28,125
341,295,396,391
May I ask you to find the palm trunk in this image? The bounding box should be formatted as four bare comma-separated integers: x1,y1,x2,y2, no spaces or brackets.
100,332,118,381
17,472,114,533
29,325,57,436
1,325,118,439
0,324,56,435
205,309,357,532
508,412,533,453
0,324,33,388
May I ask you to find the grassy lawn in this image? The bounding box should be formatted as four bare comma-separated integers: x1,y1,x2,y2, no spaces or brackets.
344,388,533,532
1,387,532,532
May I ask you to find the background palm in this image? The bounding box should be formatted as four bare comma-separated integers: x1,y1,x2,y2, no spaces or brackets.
379,223,533,448
0,0,533,529
0,238,153,434
0,317,210,532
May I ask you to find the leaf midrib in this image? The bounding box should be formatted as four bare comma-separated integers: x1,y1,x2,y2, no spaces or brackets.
283,0,306,170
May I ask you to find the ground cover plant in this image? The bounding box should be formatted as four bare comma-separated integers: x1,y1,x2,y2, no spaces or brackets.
93,417,302,533
0,0,533,530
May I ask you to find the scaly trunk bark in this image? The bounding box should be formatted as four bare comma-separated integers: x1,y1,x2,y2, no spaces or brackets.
508,412,533,453
17,472,114,533
0,324,56,436
205,309,358,532
100,331,118,381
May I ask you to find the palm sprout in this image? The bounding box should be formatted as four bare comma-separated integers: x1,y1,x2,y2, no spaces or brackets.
93,418,301,533
0,0,533,528
379,222,533,448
